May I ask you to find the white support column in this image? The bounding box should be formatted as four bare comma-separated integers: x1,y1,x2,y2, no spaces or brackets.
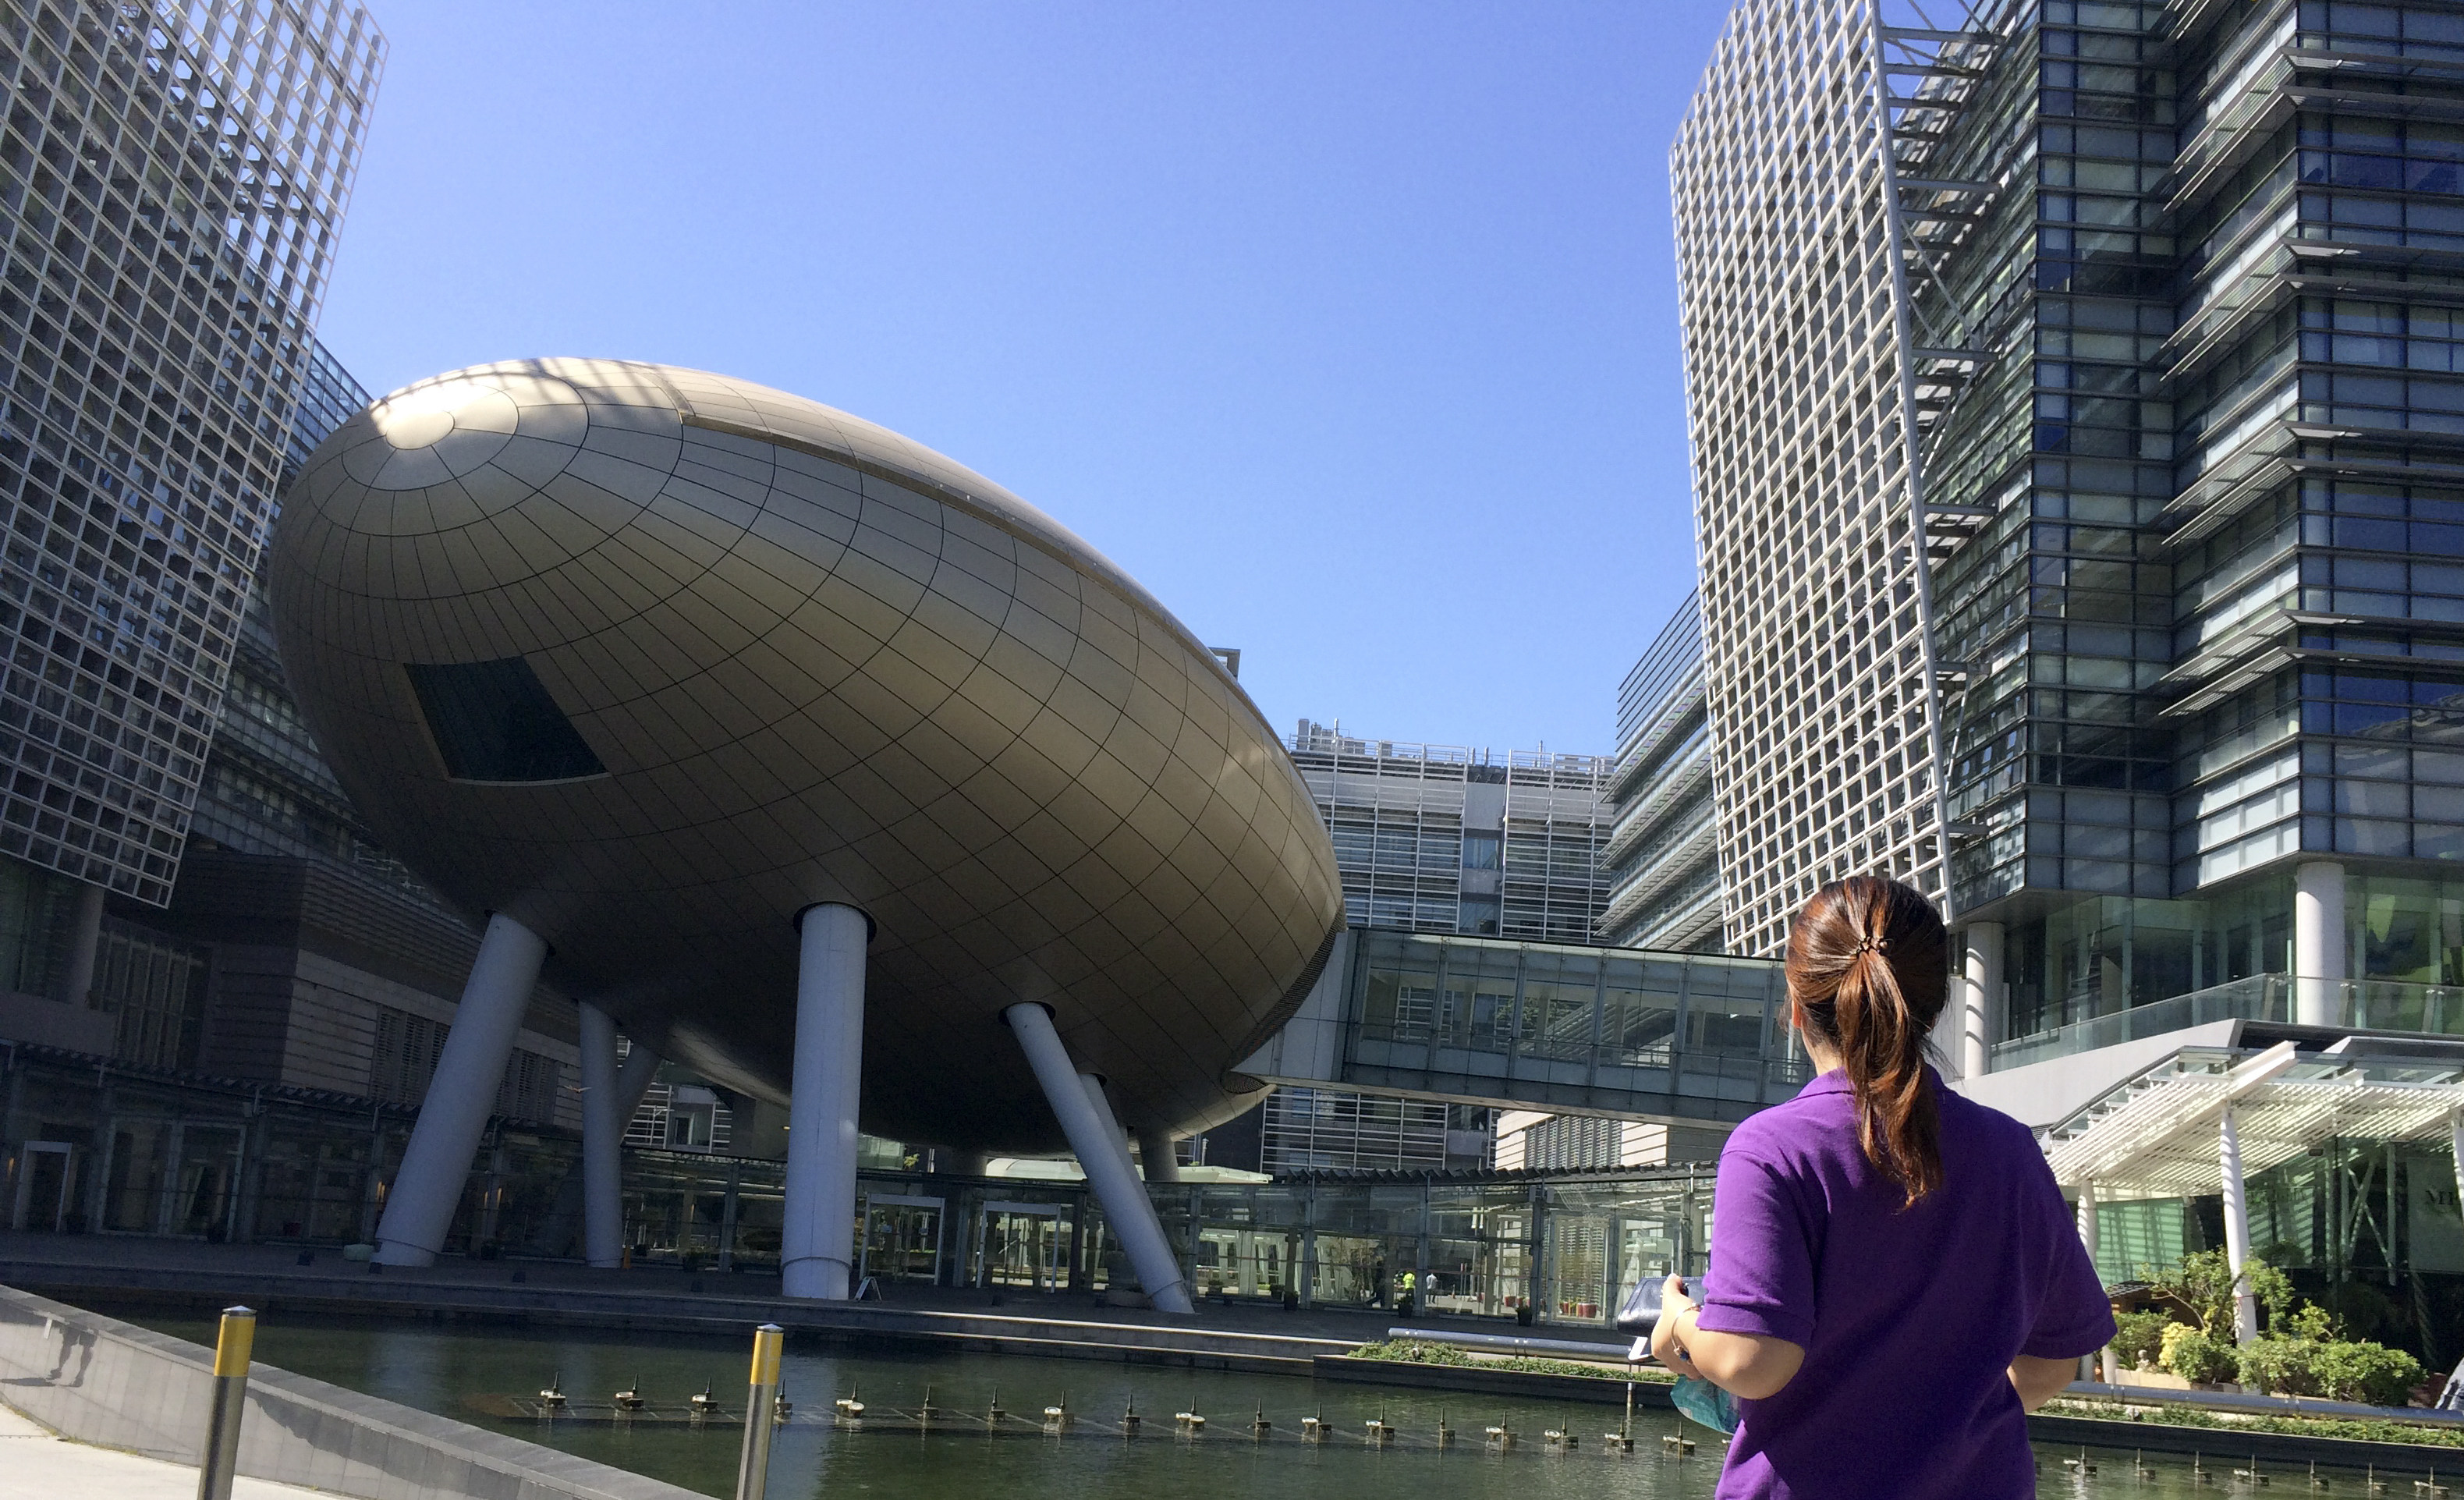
2221,1105,2260,1345
782,903,868,1300
2452,1111,2464,1225
579,1002,622,1269
2076,1179,2102,1381
1961,921,2002,1083
1005,1002,1193,1314
2296,860,2347,1027
1080,1074,1136,1179
1135,1126,1183,1183
374,913,548,1267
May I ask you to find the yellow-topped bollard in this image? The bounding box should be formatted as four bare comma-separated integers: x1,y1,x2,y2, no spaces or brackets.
734,1324,785,1500
197,1305,255,1500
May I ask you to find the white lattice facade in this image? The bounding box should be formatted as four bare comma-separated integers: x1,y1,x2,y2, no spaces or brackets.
0,1,384,903
1673,1,1964,957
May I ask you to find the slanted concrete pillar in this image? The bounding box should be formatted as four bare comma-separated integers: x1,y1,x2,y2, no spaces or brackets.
51,880,104,1008
1080,1074,1135,1176
2296,860,2346,1027
781,903,868,1300
2221,1105,2259,1345
374,913,548,1266
1136,1126,1183,1183
1005,1002,1193,1314
579,1002,623,1269
1961,921,2003,1082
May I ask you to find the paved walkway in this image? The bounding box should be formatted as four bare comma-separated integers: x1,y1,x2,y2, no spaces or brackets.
0,1229,1594,1369
0,1404,329,1498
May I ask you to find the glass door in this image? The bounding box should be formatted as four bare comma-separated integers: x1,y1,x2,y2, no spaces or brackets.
975,1200,1066,1290
173,1127,243,1239
860,1193,946,1285
12,1143,70,1232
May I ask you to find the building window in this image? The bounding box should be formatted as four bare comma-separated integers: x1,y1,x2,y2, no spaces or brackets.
403,658,605,782
92,923,207,1071
495,1048,565,1126
370,1008,448,1105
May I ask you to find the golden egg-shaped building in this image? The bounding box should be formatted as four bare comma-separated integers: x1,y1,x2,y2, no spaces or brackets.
265,359,1345,1170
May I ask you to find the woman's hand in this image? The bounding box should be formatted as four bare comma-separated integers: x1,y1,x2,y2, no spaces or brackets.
1650,1272,1806,1401
1650,1275,1704,1379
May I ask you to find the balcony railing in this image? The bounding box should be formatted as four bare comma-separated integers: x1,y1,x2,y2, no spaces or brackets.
1990,974,2464,1071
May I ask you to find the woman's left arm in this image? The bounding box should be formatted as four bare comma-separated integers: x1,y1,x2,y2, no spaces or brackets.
1651,1277,1806,1400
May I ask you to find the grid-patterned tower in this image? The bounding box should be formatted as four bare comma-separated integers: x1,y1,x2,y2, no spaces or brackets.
0,1,384,910
1672,0,1992,961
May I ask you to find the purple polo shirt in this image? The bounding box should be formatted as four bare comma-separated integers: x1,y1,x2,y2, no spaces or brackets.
1693,1067,2112,1499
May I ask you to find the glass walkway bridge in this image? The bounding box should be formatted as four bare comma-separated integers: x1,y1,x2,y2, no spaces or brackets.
1238,928,1809,1128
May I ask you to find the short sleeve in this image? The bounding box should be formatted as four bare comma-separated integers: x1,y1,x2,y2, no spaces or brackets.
2019,1157,2118,1360
1693,1145,1817,1347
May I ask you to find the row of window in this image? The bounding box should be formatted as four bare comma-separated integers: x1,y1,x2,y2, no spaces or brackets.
2301,2,2464,57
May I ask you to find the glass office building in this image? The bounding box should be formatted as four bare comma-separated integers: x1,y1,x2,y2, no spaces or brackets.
1601,590,1725,952
1674,0,2464,1063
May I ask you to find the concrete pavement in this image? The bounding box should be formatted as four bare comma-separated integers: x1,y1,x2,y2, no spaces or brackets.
0,1403,329,1499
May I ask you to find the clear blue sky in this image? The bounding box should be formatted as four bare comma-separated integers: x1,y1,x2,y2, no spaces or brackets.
314,2,1735,757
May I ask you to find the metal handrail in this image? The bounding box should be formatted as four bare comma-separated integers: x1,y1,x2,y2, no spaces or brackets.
1991,973,2464,1070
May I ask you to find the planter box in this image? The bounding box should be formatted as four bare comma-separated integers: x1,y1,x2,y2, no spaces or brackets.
2108,1367,2194,1391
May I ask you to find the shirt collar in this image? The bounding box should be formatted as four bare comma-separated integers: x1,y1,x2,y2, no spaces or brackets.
1794,1064,1944,1098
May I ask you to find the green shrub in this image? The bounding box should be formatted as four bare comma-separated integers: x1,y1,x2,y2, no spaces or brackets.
2112,1310,2176,1371
2235,1338,2322,1397
2161,1325,2238,1385
2312,1341,2424,1408
2275,1300,2336,1342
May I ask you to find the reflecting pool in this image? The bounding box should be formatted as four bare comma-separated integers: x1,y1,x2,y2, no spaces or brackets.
107,1310,2401,1499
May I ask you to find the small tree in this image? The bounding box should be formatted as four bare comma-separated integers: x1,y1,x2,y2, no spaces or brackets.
2140,1249,2303,1340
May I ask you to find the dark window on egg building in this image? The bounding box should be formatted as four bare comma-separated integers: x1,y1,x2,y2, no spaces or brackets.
404,657,605,782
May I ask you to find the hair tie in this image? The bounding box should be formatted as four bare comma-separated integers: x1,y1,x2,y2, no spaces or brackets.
1852,934,1888,956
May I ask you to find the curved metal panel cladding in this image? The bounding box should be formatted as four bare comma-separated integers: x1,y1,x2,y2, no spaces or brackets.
265,359,1343,1151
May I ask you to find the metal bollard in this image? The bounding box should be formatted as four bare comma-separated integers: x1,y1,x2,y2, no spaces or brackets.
196,1305,255,1500
733,1324,785,1500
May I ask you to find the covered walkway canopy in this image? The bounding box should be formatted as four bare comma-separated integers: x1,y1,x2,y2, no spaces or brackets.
2040,1038,2464,1349
2043,1041,2464,1201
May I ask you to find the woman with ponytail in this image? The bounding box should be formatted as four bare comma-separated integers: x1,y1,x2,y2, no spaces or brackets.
1650,875,2112,1498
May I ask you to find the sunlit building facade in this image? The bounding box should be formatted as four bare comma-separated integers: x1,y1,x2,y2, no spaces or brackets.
0,1,383,906
1601,591,1725,952
1675,0,2464,1059
1251,722,1614,1173
1665,0,2464,1324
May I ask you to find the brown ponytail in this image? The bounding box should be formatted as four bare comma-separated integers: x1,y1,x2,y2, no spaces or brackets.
1784,875,1948,1207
